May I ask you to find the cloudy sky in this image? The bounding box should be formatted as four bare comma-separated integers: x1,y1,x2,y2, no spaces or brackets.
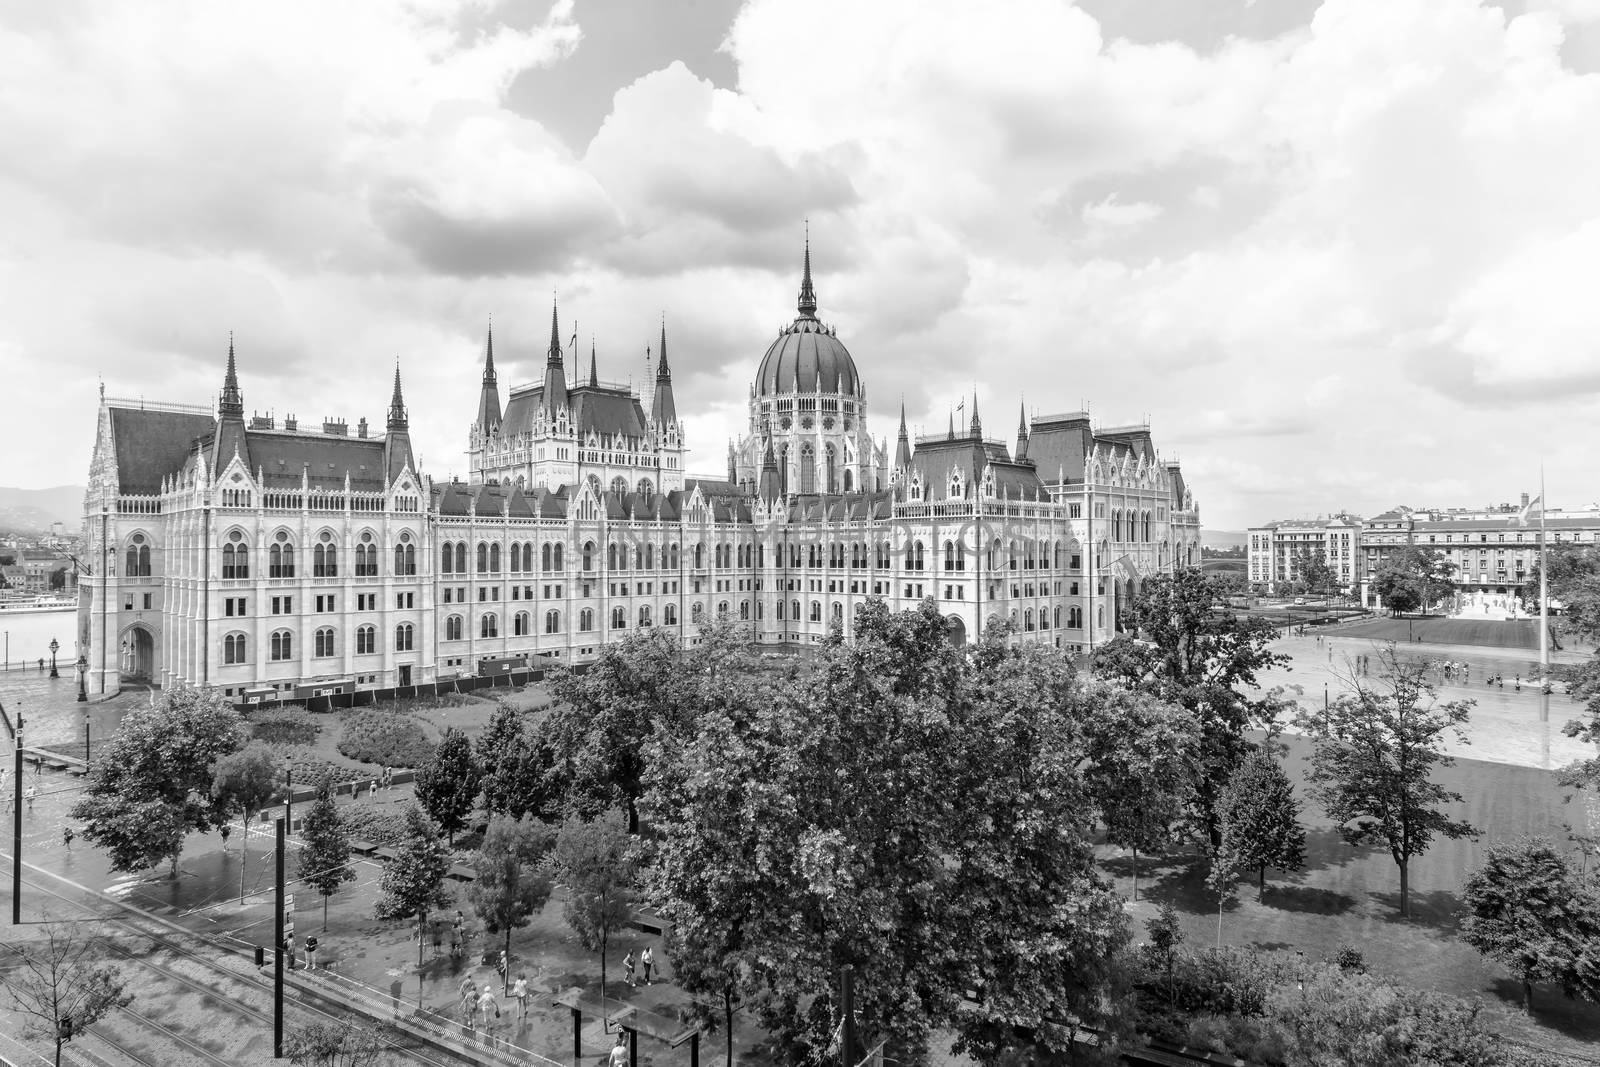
3,0,1599,531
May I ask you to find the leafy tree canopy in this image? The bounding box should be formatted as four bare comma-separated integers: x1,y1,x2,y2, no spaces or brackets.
414,727,480,845
374,805,452,923
1217,750,1306,892
1371,545,1456,616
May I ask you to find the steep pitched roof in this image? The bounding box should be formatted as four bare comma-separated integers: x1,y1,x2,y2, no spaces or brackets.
1022,413,1093,485
107,406,216,494
246,431,391,491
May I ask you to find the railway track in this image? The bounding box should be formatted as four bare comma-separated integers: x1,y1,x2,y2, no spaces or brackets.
3,862,465,1067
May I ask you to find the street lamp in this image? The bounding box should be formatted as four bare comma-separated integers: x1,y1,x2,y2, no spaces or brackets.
82,702,91,764
48,638,59,679
76,655,87,704
12,708,24,925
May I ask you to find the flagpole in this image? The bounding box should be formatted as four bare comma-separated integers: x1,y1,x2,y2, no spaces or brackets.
1540,468,1549,673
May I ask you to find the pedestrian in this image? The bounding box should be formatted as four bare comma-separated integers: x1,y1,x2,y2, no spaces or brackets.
24,784,35,811
62,826,74,851
640,945,654,985
368,776,377,799
284,934,297,970
460,976,478,1027
36,657,43,673
304,933,319,972
512,973,529,1019
476,983,501,1027
609,1032,630,1067
623,949,636,988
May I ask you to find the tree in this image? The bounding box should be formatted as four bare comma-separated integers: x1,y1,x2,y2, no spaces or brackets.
479,704,559,821
375,804,454,1001
48,567,66,591
283,1018,395,1067
1459,836,1600,1010
1371,545,1456,616
70,684,246,878
1091,569,1290,849
469,814,556,995
1079,684,1199,901
1206,843,1245,949
4,923,133,1067
552,810,635,1002
648,600,1133,1067
1291,547,1335,596
1524,542,1600,631
414,727,479,846
298,778,356,931
211,740,282,902
1144,904,1184,1005
1303,645,1478,918
1216,750,1306,892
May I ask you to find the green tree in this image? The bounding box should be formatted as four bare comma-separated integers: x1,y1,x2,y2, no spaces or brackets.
1459,836,1600,1010
375,805,452,931
414,727,479,846
552,810,635,1001
1144,904,1184,1005
283,1017,394,1067
1304,646,1478,918
4,923,133,1067
211,740,281,903
1524,542,1600,630
298,778,356,931
1372,545,1456,616
1079,684,1199,901
48,567,66,591
70,684,246,878
469,814,556,995
1091,569,1290,849
479,705,559,821
1216,750,1306,893
1206,844,1245,949
1290,547,1335,595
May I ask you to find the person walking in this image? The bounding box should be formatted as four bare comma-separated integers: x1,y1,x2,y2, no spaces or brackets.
623,949,636,988
640,945,655,985
609,1032,630,1067
304,933,319,972
476,983,501,1028
62,826,74,851
284,934,297,970
459,974,478,1026
24,784,35,811
511,973,529,1020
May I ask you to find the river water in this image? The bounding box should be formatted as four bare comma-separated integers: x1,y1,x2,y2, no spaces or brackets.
0,608,80,674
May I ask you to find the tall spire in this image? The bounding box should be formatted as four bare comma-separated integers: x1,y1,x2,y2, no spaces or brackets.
388,364,408,432
797,221,817,319
475,321,502,434
652,315,678,427
895,399,912,470
219,332,243,418
947,409,955,441
656,315,671,379
1015,399,1030,462
543,295,568,417
589,336,598,388
969,391,982,438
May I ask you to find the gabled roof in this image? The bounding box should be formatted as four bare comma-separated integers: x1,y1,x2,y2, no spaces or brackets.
1023,413,1093,486
107,406,216,494
241,430,392,491
497,384,652,441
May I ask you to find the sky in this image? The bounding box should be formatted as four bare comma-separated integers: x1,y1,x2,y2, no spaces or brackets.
3,0,1600,532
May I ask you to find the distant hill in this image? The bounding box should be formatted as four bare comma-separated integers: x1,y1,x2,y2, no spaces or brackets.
0,486,85,533
1202,528,1248,550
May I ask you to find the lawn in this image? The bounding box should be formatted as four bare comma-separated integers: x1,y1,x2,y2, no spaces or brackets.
1104,733,1600,1061
1338,616,1540,649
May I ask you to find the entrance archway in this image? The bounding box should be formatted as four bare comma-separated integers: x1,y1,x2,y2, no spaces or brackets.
121,625,155,681
945,615,967,647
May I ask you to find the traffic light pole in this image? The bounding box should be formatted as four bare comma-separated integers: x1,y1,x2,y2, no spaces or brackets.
274,816,285,1058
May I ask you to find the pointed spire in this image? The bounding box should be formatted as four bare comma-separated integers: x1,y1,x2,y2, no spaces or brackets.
543,294,568,416
947,409,955,441
219,332,243,418
547,299,562,365
970,391,982,438
589,336,598,388
1015,399,1030,462
895,399,912,471
483,319,497,383
656,314,671,380
476,321,503,434
651,317,678,427
797,221,818,319
388,363,408,431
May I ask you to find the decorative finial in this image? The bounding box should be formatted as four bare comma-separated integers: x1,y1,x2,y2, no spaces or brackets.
798,222,817,319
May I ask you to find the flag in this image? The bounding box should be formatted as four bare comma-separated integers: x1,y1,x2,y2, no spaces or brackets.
955,399,964,414
1511,495,1543,528
825,1016,845,1058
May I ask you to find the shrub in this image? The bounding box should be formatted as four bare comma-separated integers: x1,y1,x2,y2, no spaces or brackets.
338,710,436,768
340,807,409,847
250,709,321,746
1332,946,1366,973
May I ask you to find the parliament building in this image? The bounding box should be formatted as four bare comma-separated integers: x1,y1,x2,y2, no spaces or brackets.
79,244,1201,698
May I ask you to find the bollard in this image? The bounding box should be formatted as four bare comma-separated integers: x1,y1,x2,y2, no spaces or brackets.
254,945,265,967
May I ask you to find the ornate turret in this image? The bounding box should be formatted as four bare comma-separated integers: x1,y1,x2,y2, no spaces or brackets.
759,435,782,503
476,323,502,434
386,364,415,484
212,333,250,476
542,299,568,418
589,337,599,388
1015,401,1029,462
727,440,737,485
387,365,409,432
651,316,677,427
894,401,912,471
219,333,243,418
798,229,817,319
969,392,982,439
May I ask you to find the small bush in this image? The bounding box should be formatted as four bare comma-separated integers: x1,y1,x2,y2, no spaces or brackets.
250,709,321,746
340,807,409,847
338,710,435,768
1332,946,1365,973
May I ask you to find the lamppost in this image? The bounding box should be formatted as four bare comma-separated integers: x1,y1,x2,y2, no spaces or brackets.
12,709,24,926
82,701,91,764
48,638,59,679
76,655,87,704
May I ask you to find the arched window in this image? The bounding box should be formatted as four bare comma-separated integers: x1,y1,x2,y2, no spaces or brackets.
269,534,295,578
611,607,626,629
1008,541,1018,571
394,542,415,576
541,543,552,571
843,469,854,492
314,541,335,577
694,542,705,569
270,629,293,661
719,601,731,618
611,476,628,496
395,623,414,651
489,543,500,573
1024,609,1035,632
913,541,925,571
514,611,530,637
639,605,652,627
740,600,750,620
663,604,678,626
824,444,837,494
800,443,816,493
223,538,250,579
791,599,800,620
832,602,843,622
455,543,467,574
445,615,462,641
669,543,680,568
441,542,454,574
616,543,629,572
481,613,499,638
943,541,955,572
315,627,336,657
356,625,376,654
691,603,704,623
524,543,536,571
477,543,488,573
223,632,246,665
645,544,655,570
810,601,822,622
545,610,561,634
607,543,618,570
638,477,653,501
125,534,152,577
776,599,785,621
634,546,644,570
579,608,594,632
583,541,595,570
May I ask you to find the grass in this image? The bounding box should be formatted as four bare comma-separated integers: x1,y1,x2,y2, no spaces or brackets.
1338,616,1540,649
1108,733,1600,1060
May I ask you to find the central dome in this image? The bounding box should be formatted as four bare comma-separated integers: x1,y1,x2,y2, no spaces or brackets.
753,238,863,398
